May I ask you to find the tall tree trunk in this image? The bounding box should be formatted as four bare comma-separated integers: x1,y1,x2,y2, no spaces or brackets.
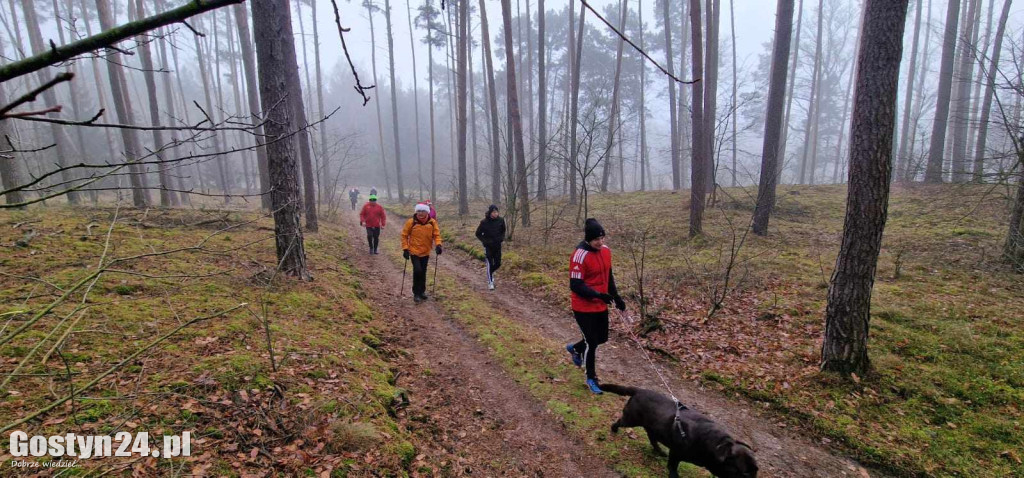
428,28,437,203
501,0,530,226
525,0,535,182
251,0,310,280
311,0,330,201
638,0,647,191
678,0,690,190
906,0,934,182
821,0,909,374
536,0,547,200
287,46,318,231
134,0,175,206
79,0,120,199
0,34,24,206
751,0,794,236
234,3,271,210
193,24,230,202
384,0,405,202
600,0,627,193
729,0,737,187
21,0,81,204
565,0,575,192
479,0,502,204
52,0,95,202
469,10,479,200
897,0,924,181
704,0,721,189
96,0,150,207
925,0,962,183
966,0,994,167
689,0,706,237
1006,153,1024,270
226,10,253,196
799,0,824,185
366,2,393,200
567,5,584,206
662,0,680,190
456,0,469,214
973,0,1011,183
951,0,980,183
778,0,805,182
406,0,424,199
211,10,235,197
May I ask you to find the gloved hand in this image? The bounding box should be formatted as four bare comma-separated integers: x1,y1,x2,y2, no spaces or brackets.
598,293,614,304
435,245,443,255
403,249,410,260
614,296,626,311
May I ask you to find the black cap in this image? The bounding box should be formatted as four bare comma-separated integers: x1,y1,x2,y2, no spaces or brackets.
584,218,605,242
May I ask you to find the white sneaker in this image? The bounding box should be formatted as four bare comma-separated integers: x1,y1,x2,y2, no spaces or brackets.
488,281,495,290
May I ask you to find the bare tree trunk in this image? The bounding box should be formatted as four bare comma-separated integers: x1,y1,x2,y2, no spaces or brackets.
799,0,824,185
536,0,547,200
662,0,680,190
193,23,230,202
428,23,438,203
966,0,994,167
52,0,95,202
456,0,469,214
565,0,575,196
406,0,424,199
925,0,962,183
951,0,980,183
638,0,647,191
729,0,737,187
311,0,329,201
0,34,24,206
704,0,721,189
211,10,235,197
600,0,627,193
678,0,690,189
132,0,175,207
906,0,934,182
234,3,271,210
366,2,393,200
287,47,318,231
501,0,530,226
689,0,706,237
778,0,805,182
897,0,924,181
1006,160,1024,270
479,0,502,205
567,4,584,206
225,6,252,197
384,0,405,202
96,0,149,207
525,0,535,183
21,0,81,204
973,0,1012,183
751,0,794,236
821,0,909,374
79,0,119,199
251,0,310,280
469,10,479,200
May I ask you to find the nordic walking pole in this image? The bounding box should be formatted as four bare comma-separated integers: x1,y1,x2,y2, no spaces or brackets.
431,250,439,297
400,256,409,297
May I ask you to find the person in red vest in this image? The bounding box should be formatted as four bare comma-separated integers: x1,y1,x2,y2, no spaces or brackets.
359,194,386,254
565,218,626,394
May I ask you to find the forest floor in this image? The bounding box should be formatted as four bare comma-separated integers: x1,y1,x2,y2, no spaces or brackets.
387,182,1023,478
0,182,1019,477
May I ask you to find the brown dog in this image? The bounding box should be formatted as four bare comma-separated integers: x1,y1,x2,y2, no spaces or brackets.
603,384,758,478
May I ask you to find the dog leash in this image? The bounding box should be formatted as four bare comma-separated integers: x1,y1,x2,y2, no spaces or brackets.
616,310,679,404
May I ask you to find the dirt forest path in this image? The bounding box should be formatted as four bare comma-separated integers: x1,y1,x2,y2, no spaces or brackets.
340,209,872,477
336,210,619,476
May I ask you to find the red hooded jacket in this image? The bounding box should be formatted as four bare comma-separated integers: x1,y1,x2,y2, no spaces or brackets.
360,202,387,228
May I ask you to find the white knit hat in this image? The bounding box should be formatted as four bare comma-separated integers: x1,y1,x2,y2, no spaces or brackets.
414,203,430,213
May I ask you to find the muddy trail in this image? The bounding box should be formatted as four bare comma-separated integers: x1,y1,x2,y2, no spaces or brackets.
340,210,872,477
337,213,618,476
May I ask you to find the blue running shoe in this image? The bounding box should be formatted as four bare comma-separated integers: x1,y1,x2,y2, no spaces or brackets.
586,378,603,394
566,343,582,367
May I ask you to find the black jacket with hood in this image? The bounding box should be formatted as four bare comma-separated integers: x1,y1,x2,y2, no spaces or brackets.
475,206,506,247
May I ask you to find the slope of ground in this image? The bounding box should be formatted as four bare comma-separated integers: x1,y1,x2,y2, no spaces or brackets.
0,207,431,476
362,208,869,477
392,183,1024,477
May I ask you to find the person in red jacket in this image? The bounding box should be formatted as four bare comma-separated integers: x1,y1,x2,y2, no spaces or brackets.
565,218,626,394
359,194,387,254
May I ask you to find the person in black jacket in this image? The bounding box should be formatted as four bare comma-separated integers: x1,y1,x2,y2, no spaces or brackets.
475,205,506,290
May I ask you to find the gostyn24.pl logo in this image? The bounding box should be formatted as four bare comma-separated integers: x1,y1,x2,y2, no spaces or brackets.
8,430,191,466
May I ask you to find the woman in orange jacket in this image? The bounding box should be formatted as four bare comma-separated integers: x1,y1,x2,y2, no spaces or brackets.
401,203,442,303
